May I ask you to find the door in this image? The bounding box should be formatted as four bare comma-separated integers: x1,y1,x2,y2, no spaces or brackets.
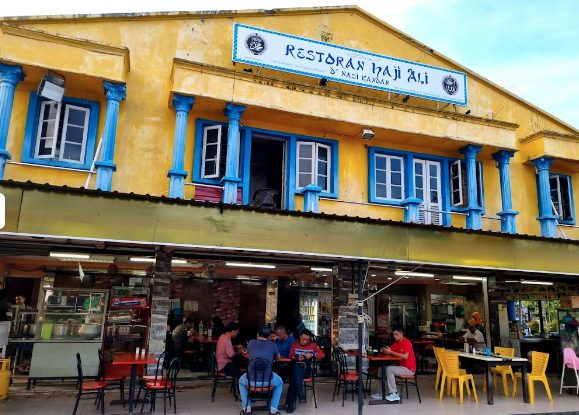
413,159,442,225
249,135,286,209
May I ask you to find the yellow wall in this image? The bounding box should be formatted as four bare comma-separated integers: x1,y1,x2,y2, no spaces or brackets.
1,8,578,238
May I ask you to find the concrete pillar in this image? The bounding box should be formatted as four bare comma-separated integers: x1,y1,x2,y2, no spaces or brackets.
300,184,322,213
492,150,518,234
459,144,483,230
95,81,126,191
167,94,195,198
0,63,25,179
221,103,244,204
531,157,558,237
147,250,172,372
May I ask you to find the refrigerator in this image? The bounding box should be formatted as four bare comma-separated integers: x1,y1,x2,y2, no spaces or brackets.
389,295,419,339
300,291,319,335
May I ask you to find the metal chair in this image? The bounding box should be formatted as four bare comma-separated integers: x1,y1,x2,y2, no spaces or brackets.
243,358,273,413
252,188,279,209
397,371,422,403
302,358,318,408
72,353,106,415
332,347,360,407
139,356,180,415
211,350,238,402
97,348,125,405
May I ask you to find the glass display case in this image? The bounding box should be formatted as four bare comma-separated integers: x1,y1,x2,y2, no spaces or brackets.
36,288,108,341
558,308,579,352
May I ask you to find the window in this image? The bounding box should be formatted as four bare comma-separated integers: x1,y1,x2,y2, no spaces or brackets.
374,154,404,201
199,124,239,180
22,93,99,170
450,160,484,208
550,174,574,223
296,141,331,192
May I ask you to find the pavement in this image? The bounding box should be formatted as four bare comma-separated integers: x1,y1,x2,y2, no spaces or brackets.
0,373,577,415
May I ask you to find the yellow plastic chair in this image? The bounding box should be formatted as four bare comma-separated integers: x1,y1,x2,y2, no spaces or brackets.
490,346,515,396
433,346,468,393
512,351,552,403
439,351,478,404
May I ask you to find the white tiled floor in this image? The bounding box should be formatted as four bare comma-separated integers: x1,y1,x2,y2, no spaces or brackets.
1,374,578,415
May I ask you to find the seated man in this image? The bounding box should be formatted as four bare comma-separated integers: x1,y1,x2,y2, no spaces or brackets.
462,324,485,349
239,325,283,415
285,329,325,413
216,321,243,378
371,326,415,402
171,317,199,368
273,326,294,358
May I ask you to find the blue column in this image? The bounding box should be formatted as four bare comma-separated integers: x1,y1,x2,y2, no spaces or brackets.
300,184,322,213
459,144,483,230
531,157,558,237
492,150,519,234
0,63,25,179
167,94,195,198
95,81,126,191
221,103,245,204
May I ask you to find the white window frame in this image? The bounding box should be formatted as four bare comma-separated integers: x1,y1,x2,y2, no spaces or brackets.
414,159,442,225
34,100,61,159
450,159,463,207
59,104,90,164
550,174,572,221
201,125,223,179
374,154,405,201
296,141,332,192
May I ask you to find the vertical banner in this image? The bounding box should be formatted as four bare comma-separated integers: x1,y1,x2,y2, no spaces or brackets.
233,23,467,105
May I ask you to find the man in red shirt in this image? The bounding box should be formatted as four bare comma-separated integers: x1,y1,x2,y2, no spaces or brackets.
372,327,416,402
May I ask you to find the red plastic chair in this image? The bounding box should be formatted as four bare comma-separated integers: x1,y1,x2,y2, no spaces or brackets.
72,353,107,415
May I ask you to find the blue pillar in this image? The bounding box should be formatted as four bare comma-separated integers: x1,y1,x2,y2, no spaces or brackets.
95,81,126,191
0,63,25,179
221,103,245,204
492,150,519,234
459,144,483,230
300,184,322,213
167,94,195,198
531,157,558,237
402,198,422,223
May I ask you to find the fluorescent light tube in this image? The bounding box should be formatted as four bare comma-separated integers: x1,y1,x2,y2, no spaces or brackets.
394,271,435,278
130,257,156,263
521,280,553,286
50,252,90,259
452,276,484,281
225,262,276,269
311,267,332,272
171,259,188,265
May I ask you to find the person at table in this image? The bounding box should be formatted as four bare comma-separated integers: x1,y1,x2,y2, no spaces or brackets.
171,317,198,352
273,326,295,358
285,329,325,413
216,321,243,378
371,326,416,402
462,324,485,347
239,325,283,415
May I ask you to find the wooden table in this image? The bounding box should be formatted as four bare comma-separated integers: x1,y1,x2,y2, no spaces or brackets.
455,351,528,405
346,350,402,405
112,352,158,415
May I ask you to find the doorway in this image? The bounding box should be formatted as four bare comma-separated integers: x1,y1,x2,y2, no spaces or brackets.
249,135,286,209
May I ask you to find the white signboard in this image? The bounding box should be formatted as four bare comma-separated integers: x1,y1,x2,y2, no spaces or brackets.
233,24,467,105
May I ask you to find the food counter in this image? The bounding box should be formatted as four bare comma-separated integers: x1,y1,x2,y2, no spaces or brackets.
26,288,108,386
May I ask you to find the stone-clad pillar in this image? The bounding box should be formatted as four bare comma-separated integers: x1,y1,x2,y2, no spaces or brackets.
95,81,126,191
0,63,25,179
168,94,195,198
147,250,172,372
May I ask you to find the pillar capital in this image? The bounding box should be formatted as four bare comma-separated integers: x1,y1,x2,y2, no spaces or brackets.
0,63,25,86
459,144,482,159
172,94,195,113
103,80,127,102
224,103,245,121
492,150,515,165
531,156,554,172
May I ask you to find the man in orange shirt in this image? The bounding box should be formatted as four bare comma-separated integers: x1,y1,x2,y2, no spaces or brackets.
372,327,415,402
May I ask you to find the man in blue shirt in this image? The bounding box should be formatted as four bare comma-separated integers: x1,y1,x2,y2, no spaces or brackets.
273,326,295,358
239,325,283,415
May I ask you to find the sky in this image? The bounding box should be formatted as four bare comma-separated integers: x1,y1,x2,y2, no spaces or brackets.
2,0,578,129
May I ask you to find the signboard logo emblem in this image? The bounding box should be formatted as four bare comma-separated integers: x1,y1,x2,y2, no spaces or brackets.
442,75,459,96
245,33,266,55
